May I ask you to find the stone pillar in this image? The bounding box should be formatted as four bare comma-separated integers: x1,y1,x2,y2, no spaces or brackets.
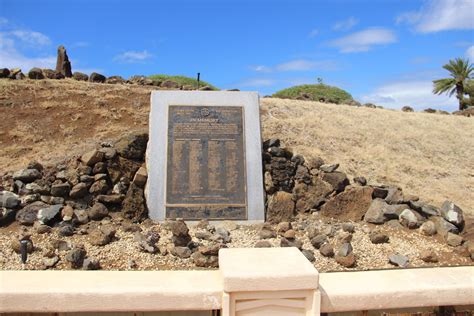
219,248,321,316
56,45,72,77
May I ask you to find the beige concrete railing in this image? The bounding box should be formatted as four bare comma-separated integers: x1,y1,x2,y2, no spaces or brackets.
0,248,473,315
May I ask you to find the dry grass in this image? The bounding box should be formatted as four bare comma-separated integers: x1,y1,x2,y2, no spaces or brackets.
260,98,474,213
1,79,473,213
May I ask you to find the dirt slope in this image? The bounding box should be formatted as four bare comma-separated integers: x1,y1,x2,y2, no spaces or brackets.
1,79,473,213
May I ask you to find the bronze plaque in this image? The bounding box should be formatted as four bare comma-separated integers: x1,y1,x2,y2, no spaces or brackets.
166,105,247,220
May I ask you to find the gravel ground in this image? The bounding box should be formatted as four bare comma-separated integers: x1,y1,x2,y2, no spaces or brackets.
0,212,471,271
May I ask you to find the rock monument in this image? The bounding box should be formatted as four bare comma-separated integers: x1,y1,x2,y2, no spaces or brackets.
55,45,72,77
146,91,265,222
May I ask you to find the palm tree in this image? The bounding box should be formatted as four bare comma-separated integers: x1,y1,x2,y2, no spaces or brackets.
433,58,473,111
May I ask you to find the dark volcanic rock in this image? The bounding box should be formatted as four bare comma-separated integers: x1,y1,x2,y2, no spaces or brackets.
87,202,109,220
89,72,106,83
122,183,147,222
28,67,44,79
320,186,373,221
266,191,295,223
322,171,349,193
114,132,149,161
73,72,88,81
16,201,48,225
55,45,72,77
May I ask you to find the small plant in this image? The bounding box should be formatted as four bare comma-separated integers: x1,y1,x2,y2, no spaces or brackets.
317,77,323,84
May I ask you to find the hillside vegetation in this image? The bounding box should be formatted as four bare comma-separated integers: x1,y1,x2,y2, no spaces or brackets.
272,83,353,104
0,79,473,213
148,74,218,90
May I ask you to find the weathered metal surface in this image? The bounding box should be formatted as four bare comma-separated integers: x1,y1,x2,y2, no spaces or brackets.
166,105,247,220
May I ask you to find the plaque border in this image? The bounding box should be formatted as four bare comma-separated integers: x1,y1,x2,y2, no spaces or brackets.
164,104,248,220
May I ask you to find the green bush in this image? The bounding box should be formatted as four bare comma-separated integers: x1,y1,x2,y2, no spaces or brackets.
148,74,218,90
272,84,353,104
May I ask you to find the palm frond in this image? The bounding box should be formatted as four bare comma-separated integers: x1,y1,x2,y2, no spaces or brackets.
433,78,456,95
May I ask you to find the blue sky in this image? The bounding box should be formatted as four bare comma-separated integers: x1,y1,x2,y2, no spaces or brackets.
1,0,473,111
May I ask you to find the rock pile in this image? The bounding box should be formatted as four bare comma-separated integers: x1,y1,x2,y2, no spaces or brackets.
1,135,472,270
1,131,150,268
263,139,473,266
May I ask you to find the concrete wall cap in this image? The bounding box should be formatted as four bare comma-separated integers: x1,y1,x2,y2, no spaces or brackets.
219,247,319,292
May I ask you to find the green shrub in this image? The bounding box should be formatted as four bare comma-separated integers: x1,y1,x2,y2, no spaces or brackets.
148,74,218,90
272,84,353,104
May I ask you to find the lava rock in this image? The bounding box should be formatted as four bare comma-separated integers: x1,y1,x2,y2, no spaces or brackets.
388,254,409,267
50,182,71,197
16,201,49,225
440,201,464,229
122,183,147,222
89,180,109,195
280,237,303,249
58,224,75,236
72,72,88,81
65,246,86,269
369,232,389,244
293,178,333,213
335,254,356,268
254,240,272,248
419,221,437,236
302,249,315,262
13,169,42,183
259,224,276,239
87,202,109,220
320,186,373,222
69,183,88,199
321,171,349,193
446,232,463,247
83,257,101,270
81,150,104,166
89,72,106,83
172,246,192,258
37,204,62,224
28,67,44,79
364,199,388,224
399,209,420,228
266,191,295,223
319,243,334,257
310,234,328,249
337,242,353,257
420,249,439,263
114,131,149,161
319,164,339,173
0,191,20,209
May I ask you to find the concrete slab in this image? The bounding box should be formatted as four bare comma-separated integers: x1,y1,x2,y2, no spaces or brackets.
219,247,319,292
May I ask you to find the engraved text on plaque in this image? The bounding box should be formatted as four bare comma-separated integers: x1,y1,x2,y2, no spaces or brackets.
166,105,247,219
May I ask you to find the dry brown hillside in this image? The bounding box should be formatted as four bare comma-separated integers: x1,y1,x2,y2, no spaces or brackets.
1,79,473,213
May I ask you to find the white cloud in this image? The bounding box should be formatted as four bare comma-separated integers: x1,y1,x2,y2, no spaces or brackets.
308,29,319,38
250,65,272,73
333,17,359,31
361,80,457,111
466,45,474,59
113,50,153,63
10,30,51,46
0,32,55,70
276,59,338,71
328,28,397,53
250,59,338,73
396,0,474,33
0,19,55,70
